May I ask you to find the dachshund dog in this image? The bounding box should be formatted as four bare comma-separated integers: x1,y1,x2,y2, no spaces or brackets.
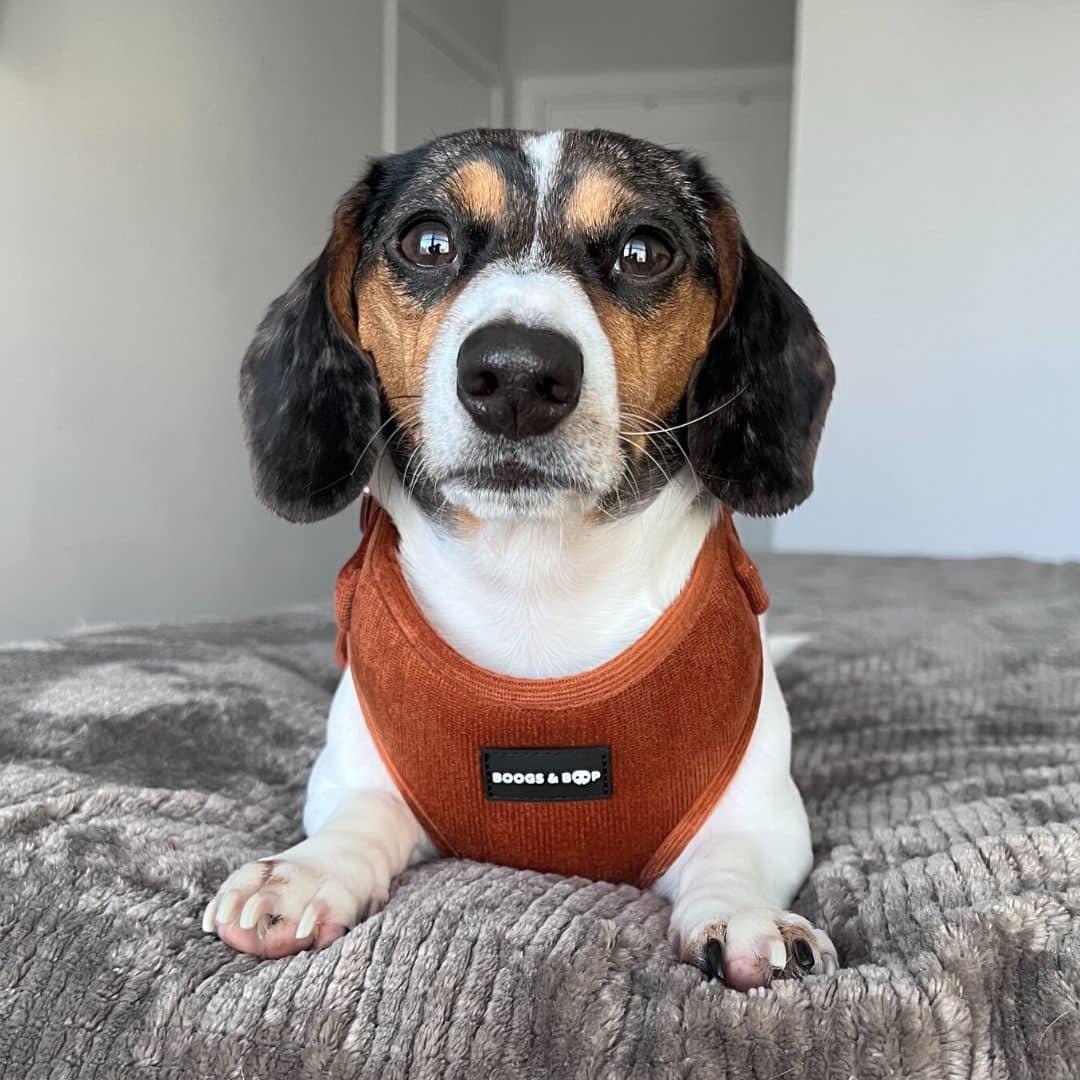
203,129,836,990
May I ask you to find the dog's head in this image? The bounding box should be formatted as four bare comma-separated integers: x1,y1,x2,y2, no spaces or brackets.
241,129,833,524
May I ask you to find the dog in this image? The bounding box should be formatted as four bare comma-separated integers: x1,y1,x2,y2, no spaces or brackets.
203,128,836,990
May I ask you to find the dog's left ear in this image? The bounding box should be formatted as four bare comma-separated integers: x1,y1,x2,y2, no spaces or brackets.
685,188,835,517
239,172,381,523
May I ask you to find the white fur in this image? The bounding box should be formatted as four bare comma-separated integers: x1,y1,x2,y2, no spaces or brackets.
522,130,563,265
237,462,835,981
373,458,713,677
418,264,624,520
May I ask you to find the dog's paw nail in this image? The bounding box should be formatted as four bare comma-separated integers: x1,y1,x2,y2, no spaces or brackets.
700,936,724,980
238,891,273,931
201,897,219,934
768,938,787,970
215,889,245,926
295,902,319,941
792,936,814,973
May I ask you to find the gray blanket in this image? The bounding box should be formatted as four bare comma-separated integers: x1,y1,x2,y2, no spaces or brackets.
2,554,1079,1078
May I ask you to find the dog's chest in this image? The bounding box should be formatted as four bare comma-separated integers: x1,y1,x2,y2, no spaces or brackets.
394,499,715,679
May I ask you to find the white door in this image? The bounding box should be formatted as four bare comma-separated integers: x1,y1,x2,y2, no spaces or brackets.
517,68,793,549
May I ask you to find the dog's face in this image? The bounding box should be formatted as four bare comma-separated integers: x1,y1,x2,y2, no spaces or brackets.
241,129,834,524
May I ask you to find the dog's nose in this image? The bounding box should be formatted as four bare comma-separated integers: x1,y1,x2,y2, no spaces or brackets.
456,323,583,439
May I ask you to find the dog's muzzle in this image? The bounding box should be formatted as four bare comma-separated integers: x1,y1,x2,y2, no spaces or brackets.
456,322,583,440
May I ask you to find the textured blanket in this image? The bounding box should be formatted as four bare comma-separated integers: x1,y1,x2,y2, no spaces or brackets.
2,554,1079,1078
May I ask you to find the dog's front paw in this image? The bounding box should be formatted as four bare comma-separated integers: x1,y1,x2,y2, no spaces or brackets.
202,855,382,959
679,909,838,990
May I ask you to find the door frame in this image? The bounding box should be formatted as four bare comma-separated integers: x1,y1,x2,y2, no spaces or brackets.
382,0,507,154
514,65,792,133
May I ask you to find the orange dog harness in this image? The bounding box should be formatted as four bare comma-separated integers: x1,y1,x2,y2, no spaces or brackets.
334,499,769,887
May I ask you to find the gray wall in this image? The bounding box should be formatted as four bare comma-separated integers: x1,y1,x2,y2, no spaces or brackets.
395,0,506,150
778,0,1080,560
3,0,803,642
1,0,519,642
505,0,795,74
1,0,385,640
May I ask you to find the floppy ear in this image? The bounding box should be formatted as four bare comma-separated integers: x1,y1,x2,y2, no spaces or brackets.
239,177,381,523
686,203,835,517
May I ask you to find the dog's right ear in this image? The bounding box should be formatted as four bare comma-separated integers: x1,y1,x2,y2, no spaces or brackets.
240,172,381,523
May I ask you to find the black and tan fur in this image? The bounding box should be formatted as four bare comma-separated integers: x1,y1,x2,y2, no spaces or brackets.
240,128,834,525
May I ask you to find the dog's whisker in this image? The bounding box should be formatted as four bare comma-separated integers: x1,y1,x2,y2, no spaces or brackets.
617,433,673,490
620,410,696,479
400,432,437,504
308,415,399,497
619,385,748,437
365,409,425,504
617,416,682,477
614,446,644,508
308,402,424,498
400,440,425,497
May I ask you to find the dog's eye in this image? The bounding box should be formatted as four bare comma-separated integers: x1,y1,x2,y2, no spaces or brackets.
615,232,674,278
399,220,456,267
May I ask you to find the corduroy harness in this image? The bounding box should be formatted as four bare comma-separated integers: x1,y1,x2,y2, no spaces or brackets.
334,498,769,887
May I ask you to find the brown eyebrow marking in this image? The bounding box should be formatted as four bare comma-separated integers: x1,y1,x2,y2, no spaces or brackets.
446,159,508,222
565,170,633,234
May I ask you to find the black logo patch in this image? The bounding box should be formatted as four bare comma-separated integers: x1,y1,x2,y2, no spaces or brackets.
482,746,612,802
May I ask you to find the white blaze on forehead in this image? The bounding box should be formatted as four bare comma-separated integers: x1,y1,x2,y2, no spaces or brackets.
523,130,564,263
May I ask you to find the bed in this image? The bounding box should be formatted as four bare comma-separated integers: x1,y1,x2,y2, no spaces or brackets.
2,553,1078,1078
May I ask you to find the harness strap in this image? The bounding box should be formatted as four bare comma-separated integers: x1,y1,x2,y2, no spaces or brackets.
333,492,383,669
723,508,770,616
